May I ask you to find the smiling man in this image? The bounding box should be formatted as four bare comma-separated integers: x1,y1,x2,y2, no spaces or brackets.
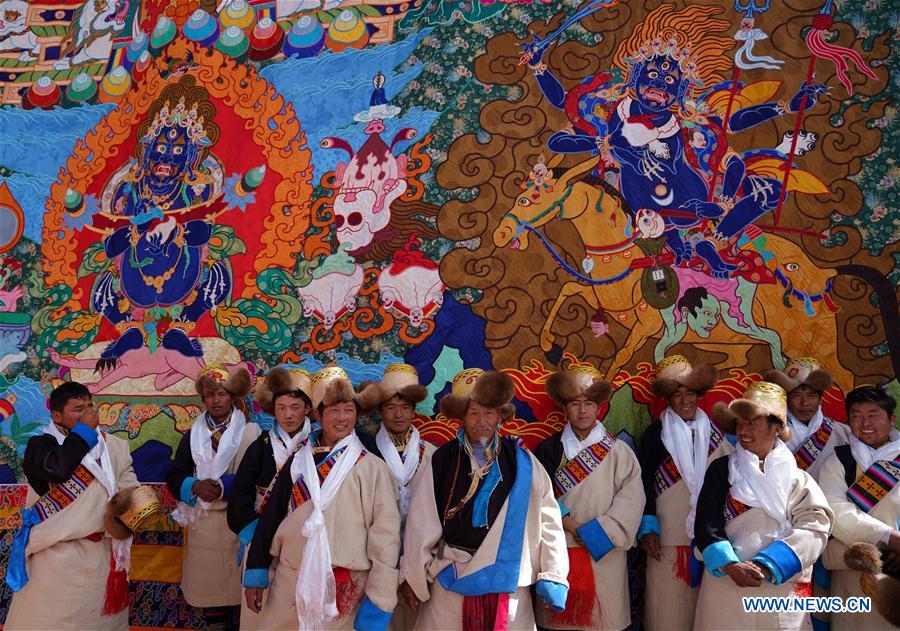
765,358,850,481
401,370,569,629
242,366,400,630
637,355,733,631
534,364,644,631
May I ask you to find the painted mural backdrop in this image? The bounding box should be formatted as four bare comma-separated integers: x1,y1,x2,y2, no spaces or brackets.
0,0,897,626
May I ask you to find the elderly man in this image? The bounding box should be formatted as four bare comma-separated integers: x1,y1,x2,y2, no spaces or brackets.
637,355,732,631
243,366,401,630
166,365,259,631
535,364,644,631
765,357,849,480
401,369,569,630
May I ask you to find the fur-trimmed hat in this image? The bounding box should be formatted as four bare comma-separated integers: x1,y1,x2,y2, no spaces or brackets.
195,365,252,399
712,380,790,440
844,542,900,626
255,366,313,415
651,355,718,399
104,485,162,540
440,369,516,421
311,365,381,412
546,364,612,407
370,363,428,408
764,357,833,395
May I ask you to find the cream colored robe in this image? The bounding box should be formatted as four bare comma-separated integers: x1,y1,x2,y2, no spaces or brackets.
402,448,569,631
540,438,644,631
5,433,138,631
181,422,260,608
258,453,402,630
646,437,733,631
819,451,899,631
694,467,833,631
390,441,436,631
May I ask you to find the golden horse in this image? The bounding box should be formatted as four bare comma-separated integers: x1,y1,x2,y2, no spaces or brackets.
492,155,853,387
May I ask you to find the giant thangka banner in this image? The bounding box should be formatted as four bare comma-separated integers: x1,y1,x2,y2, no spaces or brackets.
0,0,896,626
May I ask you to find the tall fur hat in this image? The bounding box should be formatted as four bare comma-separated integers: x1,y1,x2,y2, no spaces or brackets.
255,366,313,415
712,380,790,440
651,355,718,399
844,542,900,626
439,369,516,421
764,357,833,395
195,365,252,399
311,365,381,413
371,363,428,408
546,364,613,408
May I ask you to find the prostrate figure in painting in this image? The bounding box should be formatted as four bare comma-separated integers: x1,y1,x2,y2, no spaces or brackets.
227,366,315,631
166,365,259,631
694,381,833,631
818,385,900,631
534,364,644,631
5,382,139,630
243,366,400,630
637,355,732,631
765,357,849,480
401,370,570,629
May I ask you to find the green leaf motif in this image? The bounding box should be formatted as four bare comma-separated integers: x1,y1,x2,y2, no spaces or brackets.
208,225,246,260
78,241,109,278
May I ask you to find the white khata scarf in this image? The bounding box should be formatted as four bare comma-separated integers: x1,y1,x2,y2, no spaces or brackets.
289,432,363,629
375,424,421,520
171,407,248,527
44,423,133,572
269,418,310,469
728,439,796,537
784,407,825,452
660,406,712,539
849,429,900,472
560,420,607,460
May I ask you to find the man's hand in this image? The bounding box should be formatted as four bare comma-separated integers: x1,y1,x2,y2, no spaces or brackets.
887,530,900,554
562,515,585,546
723,561,765,587
245,587,265,613
400,581,420,612
192,479,222,503
640,533,663,561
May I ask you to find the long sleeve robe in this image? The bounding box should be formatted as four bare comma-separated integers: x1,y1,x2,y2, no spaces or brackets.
402,436,569,630
636,419,733,631
5,428,138,630
165,417,260,608
535,430,644,631
694,455,833,631
819,445,900,631
243,447,402,630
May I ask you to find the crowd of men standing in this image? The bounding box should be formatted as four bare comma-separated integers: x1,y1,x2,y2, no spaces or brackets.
4,354,899,631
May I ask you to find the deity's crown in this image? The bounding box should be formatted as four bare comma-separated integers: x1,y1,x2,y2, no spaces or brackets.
145,96,211,146
626,36,701,82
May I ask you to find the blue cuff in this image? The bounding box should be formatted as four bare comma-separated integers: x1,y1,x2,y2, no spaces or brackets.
236,519,258,566
637,515,660,540
220,473,235,500
576,519,615,561
70,422,99,448
753,540,803,585
702,540,741,576
243,568,269,589
353,596,392,631
179,477,198,505
535,579,569,612
557,499,570,518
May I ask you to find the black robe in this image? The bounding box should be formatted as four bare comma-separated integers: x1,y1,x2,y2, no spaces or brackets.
23,430,93,495
226,432,277,535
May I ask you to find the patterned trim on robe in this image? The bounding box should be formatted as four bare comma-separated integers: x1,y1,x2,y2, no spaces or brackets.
793,418,834,471
33,464,96,520
552,432,617,498
847,457,900,513
288,447,366,512
723,491,752,524
653,425,725,497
